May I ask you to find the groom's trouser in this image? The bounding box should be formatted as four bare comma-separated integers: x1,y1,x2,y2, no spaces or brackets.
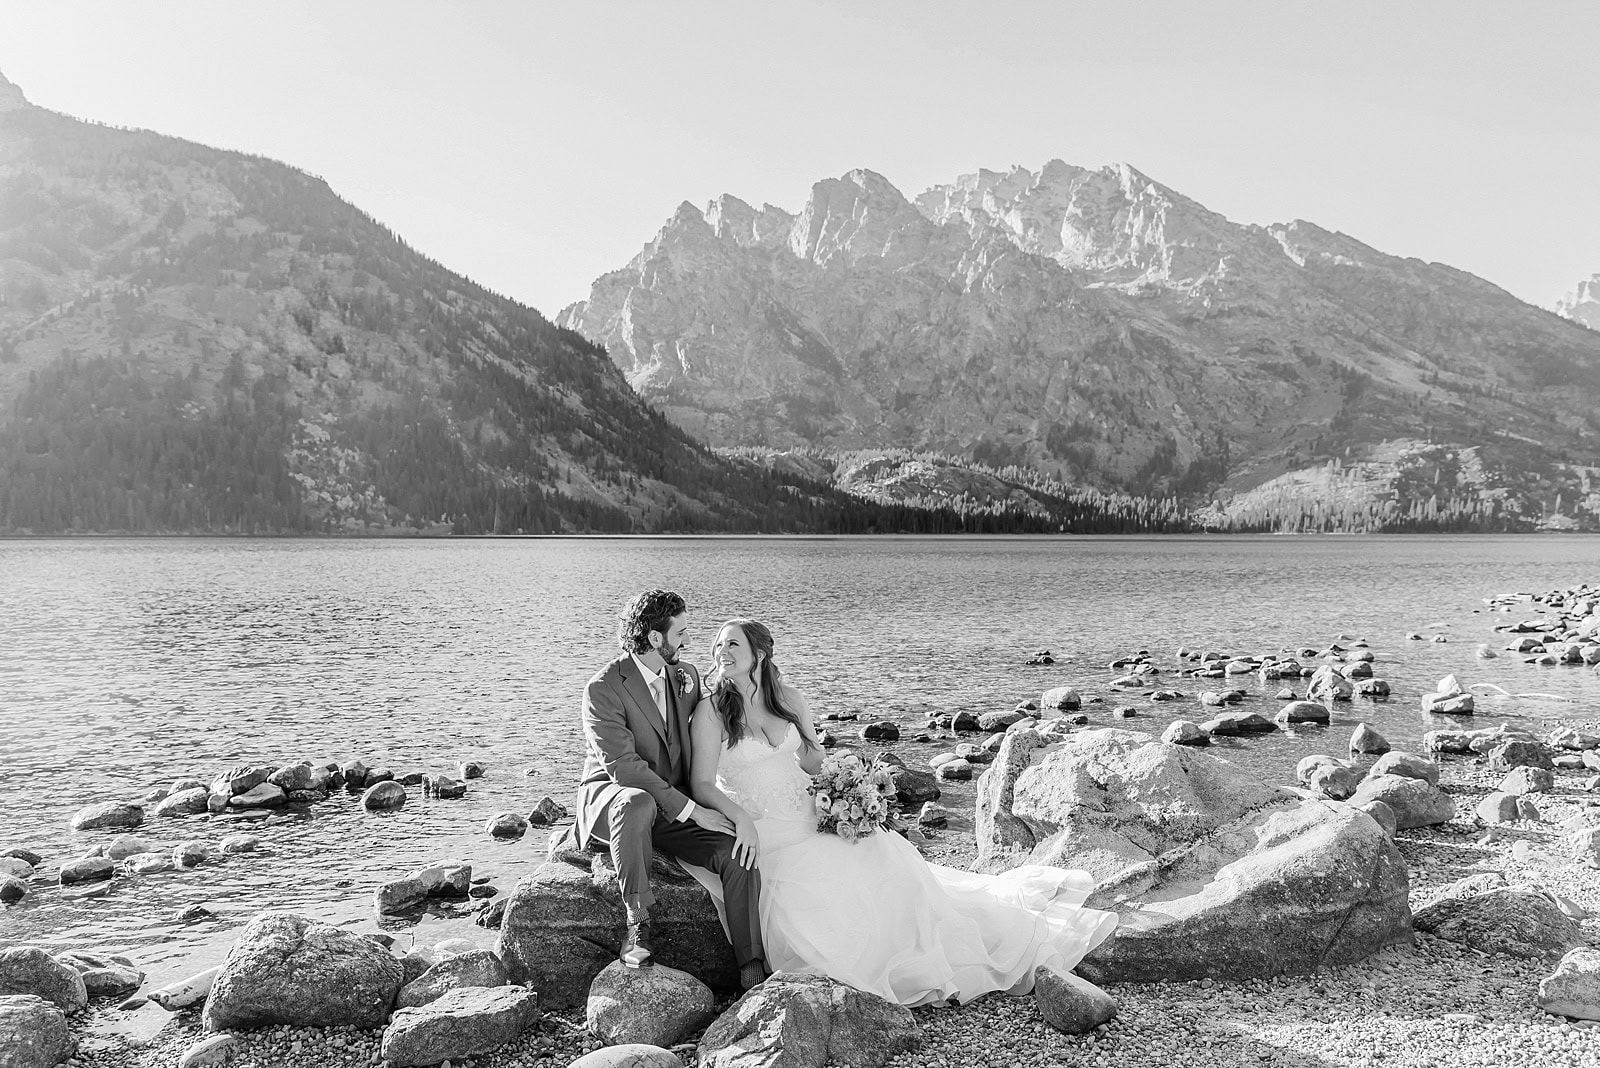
587,787,765,968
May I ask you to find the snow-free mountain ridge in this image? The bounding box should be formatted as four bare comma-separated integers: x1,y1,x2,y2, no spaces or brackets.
562,160,1600,524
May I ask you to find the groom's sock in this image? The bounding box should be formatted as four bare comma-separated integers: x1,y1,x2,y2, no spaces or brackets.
624,901,648,926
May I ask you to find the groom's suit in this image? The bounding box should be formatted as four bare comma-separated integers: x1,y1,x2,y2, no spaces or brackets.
575,654,763,969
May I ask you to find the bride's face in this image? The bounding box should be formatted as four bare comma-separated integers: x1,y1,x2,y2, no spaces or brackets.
712,624,760,681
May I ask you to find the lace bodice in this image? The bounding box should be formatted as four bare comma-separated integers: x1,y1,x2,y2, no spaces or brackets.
715,722,813,820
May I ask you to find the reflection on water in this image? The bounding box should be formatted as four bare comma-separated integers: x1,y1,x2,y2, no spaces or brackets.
2,534,1598,983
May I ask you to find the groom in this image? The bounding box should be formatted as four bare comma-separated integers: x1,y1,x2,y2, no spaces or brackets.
575,588,767,990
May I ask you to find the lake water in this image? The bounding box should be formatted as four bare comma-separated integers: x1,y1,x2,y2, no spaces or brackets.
3,535,1598,986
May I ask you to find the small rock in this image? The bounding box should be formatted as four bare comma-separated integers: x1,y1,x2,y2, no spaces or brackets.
1034,965,1117,1034
218,834,259,854
423,774,467,800
918,802,949,828
568,1046,683,1068
934,759,974,781
1539,946,1600,1021
486,812,529,840
1499,766,1557,795
1161,720,1210,746
1367,752,1440,787
68,801,143,832
1349,723,1390,754
362,781,407,811
227,782,287,809
57,857,115,885
177,1034,239,1068
154,788,211,818
860,721,899,742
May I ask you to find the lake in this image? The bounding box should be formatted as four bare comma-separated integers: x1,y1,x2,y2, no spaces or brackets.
2,534,1598,985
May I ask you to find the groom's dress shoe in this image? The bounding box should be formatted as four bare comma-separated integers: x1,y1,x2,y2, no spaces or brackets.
621,918,655,969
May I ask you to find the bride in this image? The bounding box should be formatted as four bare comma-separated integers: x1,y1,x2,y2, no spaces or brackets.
687,618,1116,1007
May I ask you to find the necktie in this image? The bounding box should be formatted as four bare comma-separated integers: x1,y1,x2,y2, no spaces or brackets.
648,674,667,724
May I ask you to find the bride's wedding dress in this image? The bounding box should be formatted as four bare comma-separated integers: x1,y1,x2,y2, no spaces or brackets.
691,722,1117,1007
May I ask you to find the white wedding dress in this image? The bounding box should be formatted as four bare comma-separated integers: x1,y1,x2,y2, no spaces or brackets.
688,723,1117,1007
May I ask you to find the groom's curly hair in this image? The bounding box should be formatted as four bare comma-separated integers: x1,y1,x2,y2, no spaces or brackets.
618,589,687,655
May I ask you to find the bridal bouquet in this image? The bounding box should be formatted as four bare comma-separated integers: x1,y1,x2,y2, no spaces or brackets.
808,754,899,842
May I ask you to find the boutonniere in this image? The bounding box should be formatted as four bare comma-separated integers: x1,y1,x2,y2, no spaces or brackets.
676,667,695,696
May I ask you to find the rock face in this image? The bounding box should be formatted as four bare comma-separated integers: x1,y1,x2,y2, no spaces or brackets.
976,728,1411,981
1538,946,1600,1020
1413,889,1583,960
697,972,919,1068
202,913,405,1031
380,986,540,1068
496,845,737,1010
560,161,1600,518
586,960,715,1048
0,948,88,1015
0,995,72,1068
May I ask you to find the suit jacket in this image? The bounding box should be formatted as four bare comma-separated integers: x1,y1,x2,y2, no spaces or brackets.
575,654,705,847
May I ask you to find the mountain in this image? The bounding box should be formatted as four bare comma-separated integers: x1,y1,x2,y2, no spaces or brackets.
0,76,1153,535
1559,274,1600,331
561,162,1600,525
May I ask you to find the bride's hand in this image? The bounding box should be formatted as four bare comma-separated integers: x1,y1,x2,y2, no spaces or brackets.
732,814,760,870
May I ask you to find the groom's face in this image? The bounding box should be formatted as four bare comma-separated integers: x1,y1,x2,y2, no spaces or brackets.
653,612,689,666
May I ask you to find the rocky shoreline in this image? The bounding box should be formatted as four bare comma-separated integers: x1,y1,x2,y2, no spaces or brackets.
6,582,1600,1067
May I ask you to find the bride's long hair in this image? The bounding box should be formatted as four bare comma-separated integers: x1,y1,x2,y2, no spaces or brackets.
709,619,816,751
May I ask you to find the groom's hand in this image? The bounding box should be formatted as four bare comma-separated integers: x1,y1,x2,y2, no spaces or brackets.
690,806,736,835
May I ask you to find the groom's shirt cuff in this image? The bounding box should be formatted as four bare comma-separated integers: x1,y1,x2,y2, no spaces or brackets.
677,799,696,822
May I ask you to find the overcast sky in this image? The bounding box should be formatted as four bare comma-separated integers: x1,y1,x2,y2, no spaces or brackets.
4,0,1596,317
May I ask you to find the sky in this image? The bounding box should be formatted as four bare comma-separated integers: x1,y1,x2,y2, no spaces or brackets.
3,0,1596,317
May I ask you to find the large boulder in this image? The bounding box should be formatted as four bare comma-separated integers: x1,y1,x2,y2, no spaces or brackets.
395,950,507,1009
380,986,540,1068
202,913,404,1031
698,972,919,1068
0,948,87,1015
975,728,1411,982
1538,947,1600,1021
586,960,715,1048
496,839,737,1010
1346,775,1456,829
0,995,72,1068
1413,889,1582,960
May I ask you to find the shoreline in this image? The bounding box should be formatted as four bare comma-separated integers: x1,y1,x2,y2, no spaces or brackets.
60,711,1600,1068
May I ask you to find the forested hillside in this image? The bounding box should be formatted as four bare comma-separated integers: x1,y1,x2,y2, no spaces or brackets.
0,95,1181,535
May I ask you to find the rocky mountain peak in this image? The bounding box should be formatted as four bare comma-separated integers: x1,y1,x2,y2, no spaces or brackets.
788,168,924,265
704,193,792,249
0,70,28,113
1557,274,1600,331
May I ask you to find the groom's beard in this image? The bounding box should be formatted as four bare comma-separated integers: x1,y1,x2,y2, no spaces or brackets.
660,641,682,666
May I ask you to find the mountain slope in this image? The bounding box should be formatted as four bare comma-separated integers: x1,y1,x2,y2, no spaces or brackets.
0,80,1049,535
561,162,1600,517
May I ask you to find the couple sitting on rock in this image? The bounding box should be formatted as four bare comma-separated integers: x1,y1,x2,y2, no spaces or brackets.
573,588,1117,1006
